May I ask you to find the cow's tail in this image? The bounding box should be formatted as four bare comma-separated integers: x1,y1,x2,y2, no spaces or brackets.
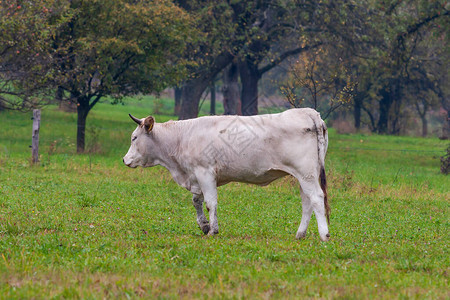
312,112,330,224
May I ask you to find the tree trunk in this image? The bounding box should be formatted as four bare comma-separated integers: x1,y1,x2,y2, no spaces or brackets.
222,62,240,115
210,81,216,115
390,82,402,135
353,93,363,131
415,100,429,137
179,78,210,120
179,52,233,120
56,86,64,107
76,98,90,153
377,87,393,134
445,109,450,139
239,59,260,116
174,86,182,116
421,115,428,137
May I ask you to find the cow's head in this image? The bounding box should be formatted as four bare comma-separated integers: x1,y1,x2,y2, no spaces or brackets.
123,114,156,168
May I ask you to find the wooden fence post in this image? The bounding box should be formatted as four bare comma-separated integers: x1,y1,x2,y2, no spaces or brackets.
32,109,41,164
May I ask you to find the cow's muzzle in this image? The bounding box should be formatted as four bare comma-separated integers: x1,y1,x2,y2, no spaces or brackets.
123,157,134,168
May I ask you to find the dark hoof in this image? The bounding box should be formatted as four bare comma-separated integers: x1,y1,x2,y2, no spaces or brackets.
201,225,210,234
320,233,331,242
296,231,307,240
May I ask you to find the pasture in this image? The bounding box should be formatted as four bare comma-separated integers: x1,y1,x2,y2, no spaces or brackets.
0,98,448,299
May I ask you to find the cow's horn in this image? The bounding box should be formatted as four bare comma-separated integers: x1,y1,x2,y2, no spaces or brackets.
129,114,142,125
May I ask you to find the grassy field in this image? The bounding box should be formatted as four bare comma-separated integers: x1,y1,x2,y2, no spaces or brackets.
0,97,448,299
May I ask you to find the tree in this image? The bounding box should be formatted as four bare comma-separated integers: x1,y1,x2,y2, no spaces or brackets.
349,0,449,134
176,0,234,119
0,0,70,111
176,0,448,128
280,47,355,120
176,0,321,118
50,0,193,152
231,0,366,116
231,0,320,115
407,27,448,137
222,61,240,115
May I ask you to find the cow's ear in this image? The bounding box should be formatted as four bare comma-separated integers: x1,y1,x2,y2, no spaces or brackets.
143,116,154,132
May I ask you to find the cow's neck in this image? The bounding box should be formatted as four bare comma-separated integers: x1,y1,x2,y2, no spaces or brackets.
151,122,194,191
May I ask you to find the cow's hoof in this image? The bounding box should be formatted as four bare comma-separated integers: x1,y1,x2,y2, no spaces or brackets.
295,231,307,240
200,225,210,235
320,233,330,242
207,229,219,236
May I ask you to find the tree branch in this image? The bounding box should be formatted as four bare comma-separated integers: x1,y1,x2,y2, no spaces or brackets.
89,94,103,111
397,9,449,46
259,43,323,75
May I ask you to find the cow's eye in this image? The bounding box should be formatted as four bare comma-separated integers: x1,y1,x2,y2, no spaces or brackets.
132,136,137,142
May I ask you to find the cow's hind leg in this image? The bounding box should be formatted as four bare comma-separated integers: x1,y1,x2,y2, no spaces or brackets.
296,190,313,239
297,178,330,241
192,194,210,234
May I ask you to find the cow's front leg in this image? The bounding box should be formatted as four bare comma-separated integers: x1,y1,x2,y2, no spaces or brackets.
195,169,219,235
192,193,210,234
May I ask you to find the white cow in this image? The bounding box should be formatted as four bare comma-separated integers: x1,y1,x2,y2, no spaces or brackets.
123,108,331,241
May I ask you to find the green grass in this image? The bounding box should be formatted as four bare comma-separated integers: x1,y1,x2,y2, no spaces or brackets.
0,98,448,299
